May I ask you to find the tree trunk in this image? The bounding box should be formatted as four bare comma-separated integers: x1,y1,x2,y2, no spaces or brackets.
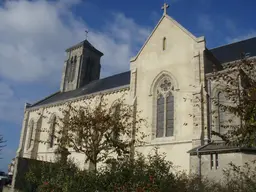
88,161,97,172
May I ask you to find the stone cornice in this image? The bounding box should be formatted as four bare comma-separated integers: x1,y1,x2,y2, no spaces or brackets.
136,139,192,147
206,56,256,78
26,85,130,112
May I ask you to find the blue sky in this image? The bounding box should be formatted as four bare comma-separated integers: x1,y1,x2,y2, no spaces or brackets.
0,0,255,171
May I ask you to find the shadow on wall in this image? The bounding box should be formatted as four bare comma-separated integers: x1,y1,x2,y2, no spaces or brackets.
12,157,52,192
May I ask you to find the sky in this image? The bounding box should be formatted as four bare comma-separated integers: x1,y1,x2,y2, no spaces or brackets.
0,0,256,171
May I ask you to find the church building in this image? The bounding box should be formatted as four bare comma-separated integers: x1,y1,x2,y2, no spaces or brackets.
14,3,256,181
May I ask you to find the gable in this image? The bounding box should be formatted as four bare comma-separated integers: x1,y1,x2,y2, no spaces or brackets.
130,15,200,62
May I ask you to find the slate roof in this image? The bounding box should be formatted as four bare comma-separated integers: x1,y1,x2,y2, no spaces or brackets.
188,142,256,155
209,37,256,64
29,71,130,108
29,37,256,108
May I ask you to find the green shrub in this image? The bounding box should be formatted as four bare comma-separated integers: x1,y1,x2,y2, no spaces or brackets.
25,150,256,192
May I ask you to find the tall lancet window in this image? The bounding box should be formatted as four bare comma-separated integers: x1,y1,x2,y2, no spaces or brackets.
217,92,225,134
66,57,73,82
70,56,77,82
27,119,35,150
49,115,56,148
86,57,92,81
68,57,74,82
163,37,166,51
155,76,174,138
112,103,121,141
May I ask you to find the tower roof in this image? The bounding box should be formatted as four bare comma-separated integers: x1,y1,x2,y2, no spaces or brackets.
65,39,103,56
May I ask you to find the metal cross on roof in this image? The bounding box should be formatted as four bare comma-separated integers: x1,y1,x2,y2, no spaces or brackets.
85,30,89,40
161,3,169,15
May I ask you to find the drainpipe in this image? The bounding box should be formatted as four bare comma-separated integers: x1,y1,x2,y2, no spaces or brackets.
207,79,212,141
238,74,243,129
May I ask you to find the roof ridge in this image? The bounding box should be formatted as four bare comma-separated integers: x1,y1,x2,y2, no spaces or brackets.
98,71,130,81
210,36,256,50
65,39,103,55
30,91,60,107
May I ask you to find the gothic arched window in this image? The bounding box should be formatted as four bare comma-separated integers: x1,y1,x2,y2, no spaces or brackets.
155,76,174,137
27,119,35,150
49,115,56,148
217,92,225,133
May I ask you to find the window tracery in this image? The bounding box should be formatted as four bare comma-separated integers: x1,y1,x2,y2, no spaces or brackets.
155,75,174,138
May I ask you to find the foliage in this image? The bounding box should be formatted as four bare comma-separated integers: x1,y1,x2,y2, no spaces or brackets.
24,148,256,192
222,160,256,192
208,57,256,147
38,95,146,171
0,134,6,159
25,158,83,192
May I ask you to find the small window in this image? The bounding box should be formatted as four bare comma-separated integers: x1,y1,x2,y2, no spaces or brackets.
215,154,219,169
163,37,166,51
210,154,214,169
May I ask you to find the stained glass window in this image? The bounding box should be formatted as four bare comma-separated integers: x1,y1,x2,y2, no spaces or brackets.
155,76,174,137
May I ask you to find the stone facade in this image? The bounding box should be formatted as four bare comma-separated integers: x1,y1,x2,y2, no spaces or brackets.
190,151,256,181
12,7,256,188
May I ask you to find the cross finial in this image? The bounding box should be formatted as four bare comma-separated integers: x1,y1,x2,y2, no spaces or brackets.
85,30,89,40
161,3,169,15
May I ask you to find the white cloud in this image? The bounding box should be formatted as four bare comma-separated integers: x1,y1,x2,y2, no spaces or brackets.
197,14,214,32
0,82,14,99
0,0,150,124
223,18,256,43
226,30,256,43
0,0,150,84
0,81,25,123
225,19,237,33
89,13,150,76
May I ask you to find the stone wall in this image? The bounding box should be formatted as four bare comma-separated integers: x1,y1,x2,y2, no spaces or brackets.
190,152,244,180
12,157,52,192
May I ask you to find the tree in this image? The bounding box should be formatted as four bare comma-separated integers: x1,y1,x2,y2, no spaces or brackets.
0,134,6,159
40,94,146,171
209,56,256,147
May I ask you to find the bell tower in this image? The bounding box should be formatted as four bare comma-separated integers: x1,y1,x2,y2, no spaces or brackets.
60,40,103,92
